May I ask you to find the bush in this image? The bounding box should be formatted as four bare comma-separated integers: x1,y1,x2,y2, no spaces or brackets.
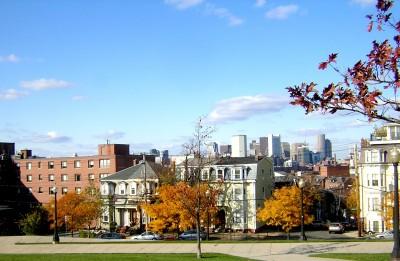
20,207,49,235
79,230,95,238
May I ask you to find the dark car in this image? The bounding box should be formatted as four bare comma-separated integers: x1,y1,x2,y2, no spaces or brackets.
97,232,124,239
178,230,206,240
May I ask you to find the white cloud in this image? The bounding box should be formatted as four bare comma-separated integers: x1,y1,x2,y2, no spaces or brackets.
205,4,244,26
0,89,28,100
265,4,299,20
28,131,72,143
351,0,375,7
72,95,85,101
255,0,266,7
165,0,204,10
0,54,20,63
20,78,72,90
206,94,289,124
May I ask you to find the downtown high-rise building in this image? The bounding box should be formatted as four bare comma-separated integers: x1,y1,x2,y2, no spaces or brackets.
267,134,281,157
232,135,247,157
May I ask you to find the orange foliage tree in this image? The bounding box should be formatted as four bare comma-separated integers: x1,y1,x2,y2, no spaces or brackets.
47,185,103,233
257,185,314,237
143,181,219,234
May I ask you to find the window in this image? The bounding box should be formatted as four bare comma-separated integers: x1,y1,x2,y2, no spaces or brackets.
103,215,109,222
74,160,81,168
26,162,32,170
38,187,43,193
119,183,125,195
49,174,55,181
99,159,110,168
234,188,242,200
75,187,82,194
38,162,41,169
75,174,81,181
371,174,379,186
62,187,68,195
368,197,380,211
202,170,209,180
234,169,241,180
61,174,68,181
27,175,32,182
217,170,223,180
48,161,54,169
131,183,137,195
89,173,95,181
49,187,55,194
61,161,67,169
88,160,95,168
99,173,110,179
38,174,42,181
234,212,241,224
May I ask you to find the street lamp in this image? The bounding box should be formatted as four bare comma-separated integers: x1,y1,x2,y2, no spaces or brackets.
389,148,400,260
52,186,60,244
298,178,307,241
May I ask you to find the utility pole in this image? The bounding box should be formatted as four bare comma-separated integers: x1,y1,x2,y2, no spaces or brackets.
354,144,362,237
143,154,148,233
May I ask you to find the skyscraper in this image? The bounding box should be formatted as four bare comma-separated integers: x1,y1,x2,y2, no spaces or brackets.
220,145,232,156
267,134,281,157
325,139,332,158
232,135,247,157
316,134,326,159
259,137,268,156
281,142,290,159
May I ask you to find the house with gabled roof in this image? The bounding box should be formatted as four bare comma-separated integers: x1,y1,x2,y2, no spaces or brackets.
100,160,160,230
176,156,274,232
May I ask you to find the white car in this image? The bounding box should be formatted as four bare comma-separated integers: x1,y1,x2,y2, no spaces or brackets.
375,230,393,239
328,223,344,234
130,231,163,240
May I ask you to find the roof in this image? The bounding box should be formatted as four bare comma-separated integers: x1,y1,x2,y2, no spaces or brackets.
101,161,159,181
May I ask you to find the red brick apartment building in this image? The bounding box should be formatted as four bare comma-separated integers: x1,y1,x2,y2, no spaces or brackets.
15,144,153,204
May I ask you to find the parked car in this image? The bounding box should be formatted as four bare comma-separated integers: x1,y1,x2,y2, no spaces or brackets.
328,223,344,234
131,231,163,240
178,230,206,240
96,232,124,239
375,230,394,239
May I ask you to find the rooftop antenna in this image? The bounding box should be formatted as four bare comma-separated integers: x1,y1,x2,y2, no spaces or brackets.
106,139,110,145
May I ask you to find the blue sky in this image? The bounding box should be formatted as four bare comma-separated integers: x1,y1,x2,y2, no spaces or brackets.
0,0,397,158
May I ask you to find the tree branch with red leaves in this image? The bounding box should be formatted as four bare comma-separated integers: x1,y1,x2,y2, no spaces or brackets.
287,0,400,124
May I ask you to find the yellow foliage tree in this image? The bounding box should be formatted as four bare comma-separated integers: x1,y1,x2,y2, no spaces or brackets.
381,192,399,230
257,185,314,236
143,181,219,234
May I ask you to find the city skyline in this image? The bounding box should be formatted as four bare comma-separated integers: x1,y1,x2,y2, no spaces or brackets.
1,0,396,158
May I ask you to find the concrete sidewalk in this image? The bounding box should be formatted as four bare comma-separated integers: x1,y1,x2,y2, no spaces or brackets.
0,236,393,261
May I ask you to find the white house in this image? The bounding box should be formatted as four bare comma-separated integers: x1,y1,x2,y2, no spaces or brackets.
177,156,274,232
359,123,400,233
100,161,159,230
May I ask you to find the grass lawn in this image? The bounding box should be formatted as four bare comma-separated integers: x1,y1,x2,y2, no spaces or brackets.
310,253,391,261
0,253,249,261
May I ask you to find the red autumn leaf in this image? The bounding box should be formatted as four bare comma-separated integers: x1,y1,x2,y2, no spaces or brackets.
306,82,316,93
328,53,338,63
319,61,328,70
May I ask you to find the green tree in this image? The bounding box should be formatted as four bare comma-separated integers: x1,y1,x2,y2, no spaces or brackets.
20,206,49,235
